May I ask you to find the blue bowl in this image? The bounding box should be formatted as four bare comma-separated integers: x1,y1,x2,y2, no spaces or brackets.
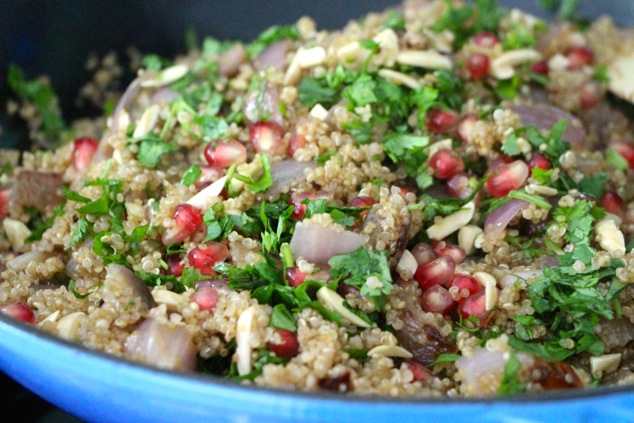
1,313,634,423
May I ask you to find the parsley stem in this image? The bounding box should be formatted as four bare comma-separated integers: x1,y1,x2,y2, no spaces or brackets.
281,243,294,268
508,190,551,209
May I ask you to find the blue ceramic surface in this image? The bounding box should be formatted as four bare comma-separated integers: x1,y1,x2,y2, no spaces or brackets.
3,1,634,422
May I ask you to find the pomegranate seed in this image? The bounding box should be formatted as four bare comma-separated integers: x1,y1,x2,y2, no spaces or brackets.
194,165,224,190
432,241,466,264
429,148,464,180
449,274,483,296
204,139,247,168
488,154,514,171
166,255,185,276
250,121,284,155
425,109,458,134
289,191,333,220
415,256,456,289
458,291,491,327
287,128,307,157
162,204,203,245
286,267,307,288
421,285,456,315
0,302,35,324
473,32,499,48
531,60,549,75
485,160,529,198
396,185,416,200
527,152,550,171
0,189,11,218
580,83,601,110
404,360,432,382
72,137,99,172
446,172,472,200
411,242,436,266
601,190,625,217
190,286,219,312
613,143,634,169
187,242,229,276
268,328,300,358
467,53,489,80
456,114,478,143
567,47,594,69
350,195,376,219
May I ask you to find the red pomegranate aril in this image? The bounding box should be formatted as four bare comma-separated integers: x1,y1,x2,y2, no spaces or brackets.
485,160,529,198
488,154,514,171
601,190,625,217
411,242,436,266
429,148,464,180
190,286,219,312
456,114,478,143
613,142,634,169
432,240,466,264
467,53,490,80
204,139,247,168
187,242,230,276
0,189,11,218
527,152,550,170
458,291,491,327
162,204,203,245
0,302,35,324
425,109,458,134
72,137,99,172
421,285,456,315
286,267,307,288
446,172,472,200
287,128,307,157
531,60,549,75
450,274,483,296
580,83,601,110
415,256,456,289
404,360,432,382
268,328,300,359
194,165,224,190
350,195,376,218
473,32,499,48
567,47,594,69
166,255,185,277
250,121,283,154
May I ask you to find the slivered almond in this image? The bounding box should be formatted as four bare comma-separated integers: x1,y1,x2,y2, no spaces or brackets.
297,46,326,69
396,50,452,70
473,272,498,311
608,53,634,103
396,250,418,281
590,353,621,374
595,218,626,256
427,201,475,240
3,218,31,250
378,69,422,90
491,49,541,80
57,312,86,340
132,105,160,138
235,306,258,375
186,176,227,210
316,286,371,328
367,345,413,359
373,29,399,53
458,225,483,255
152,290,182,311
310,104,329,121
140,64,188,88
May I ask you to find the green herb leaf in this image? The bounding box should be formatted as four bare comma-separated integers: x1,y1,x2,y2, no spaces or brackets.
498,352,526,395
270,304,298,332
247,155,273,193
246,25,299,58
298,77,337,108
181,165,202,186
508,190,551,209
68,280,94,299
62,187,91,203
606,148,629,171
342,74,377,107
137,139,179,168
501,131,520,156
431,353,461,365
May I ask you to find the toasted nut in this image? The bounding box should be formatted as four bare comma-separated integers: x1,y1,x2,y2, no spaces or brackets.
378,69,422,90
235,306,257,375
491,49,541,80
57,312,86,340
548,53,570,71
152,289,183,311
336,41,371,66
458,225,483,255
590,353,621,374
595,218,626,256
474,232,485,249
186,176,227,209
396,250,418,281
316,286,371,328
373,28,399,54
41,310,61,324
367,345,413,359
427,201,475,240
527,184,558,196
608,53,634,103
133,105,160,138
396,50,452,70
3,218,31,250
473,272,498,311
423,29,454,53
297,46,326,69
310,104,329,121
140,64,188,88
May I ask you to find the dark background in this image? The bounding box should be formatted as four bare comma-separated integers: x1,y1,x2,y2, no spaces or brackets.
0,1,632,421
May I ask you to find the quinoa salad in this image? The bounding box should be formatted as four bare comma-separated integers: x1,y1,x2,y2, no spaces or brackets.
3,0,634,398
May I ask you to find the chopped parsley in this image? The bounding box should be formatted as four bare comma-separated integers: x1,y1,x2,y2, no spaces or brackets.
298,77,337,108
135,136,179,168
269,303,298,332
498,352,526,395
181,165,202,186
246,25,299,58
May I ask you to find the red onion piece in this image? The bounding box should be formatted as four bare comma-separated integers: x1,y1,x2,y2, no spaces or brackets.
290,221,365,264
455,348,506,395
194,279,229,291
7,251,52,271
484,199,529,235
105,264,156,308
111,78,140,133
254,39,291,71
500,269,543,288
150,87,180,105
242,86,285,128
124,318,197,371
508,103,586,147
267,159,318,199
218,44,247,77
596,318,634,349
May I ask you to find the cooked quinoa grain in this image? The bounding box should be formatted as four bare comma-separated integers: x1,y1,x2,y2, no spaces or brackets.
3,0,634,398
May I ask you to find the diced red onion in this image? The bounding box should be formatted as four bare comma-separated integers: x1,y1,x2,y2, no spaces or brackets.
254,39,291,71
242,86,285,128
267,159,318,200
124,318,197,371
218,44,247,77
455,348,506,395
105,264,156,307
508,103,586,147
111,78,140,133
484,199,529,236
596,318,634,349
500,269,543,288
290,221,365,264
150,87,180,105
7,251,52,271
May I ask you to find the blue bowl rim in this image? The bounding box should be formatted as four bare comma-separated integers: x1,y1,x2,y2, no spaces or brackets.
2,311,633,405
